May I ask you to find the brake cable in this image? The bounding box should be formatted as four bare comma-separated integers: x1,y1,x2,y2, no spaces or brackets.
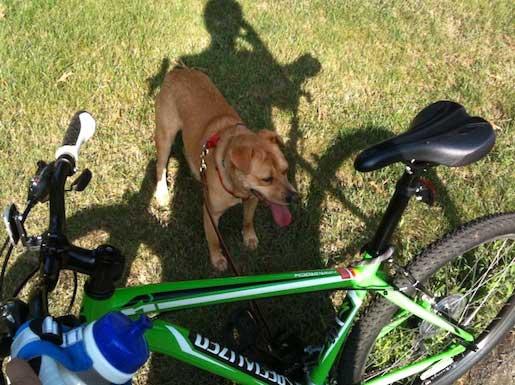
0,241,14,299
0,239,8,257
0,203,35,298
0,238,9,297
66,271,78,314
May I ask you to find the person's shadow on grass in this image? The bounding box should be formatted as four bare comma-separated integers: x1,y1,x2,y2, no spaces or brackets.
147,0,321,179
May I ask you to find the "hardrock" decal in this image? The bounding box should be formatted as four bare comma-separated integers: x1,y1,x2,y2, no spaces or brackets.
191,333,301,385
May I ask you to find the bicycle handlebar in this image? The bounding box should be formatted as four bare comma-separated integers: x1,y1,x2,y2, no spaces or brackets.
42,112,124,297
47,111,95,238
55,111,96,163
0,111,121,362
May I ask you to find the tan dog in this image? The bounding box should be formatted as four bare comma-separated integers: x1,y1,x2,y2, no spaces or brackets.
154,68,297,271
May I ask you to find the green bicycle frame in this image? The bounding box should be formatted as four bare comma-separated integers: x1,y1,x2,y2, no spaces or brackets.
80,254,474,385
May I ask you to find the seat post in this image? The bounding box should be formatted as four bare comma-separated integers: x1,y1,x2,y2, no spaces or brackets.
366,166,424,257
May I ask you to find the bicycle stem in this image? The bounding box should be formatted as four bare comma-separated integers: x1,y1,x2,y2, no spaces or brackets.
39,155,125,298
48,157,75,238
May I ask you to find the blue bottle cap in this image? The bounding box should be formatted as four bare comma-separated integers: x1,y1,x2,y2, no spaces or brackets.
92,312,151,374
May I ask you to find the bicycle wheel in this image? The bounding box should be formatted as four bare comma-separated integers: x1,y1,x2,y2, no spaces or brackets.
337,212,515,385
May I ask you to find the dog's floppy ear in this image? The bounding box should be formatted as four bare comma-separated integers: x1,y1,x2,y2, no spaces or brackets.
258,130,284,146
229,145,253,174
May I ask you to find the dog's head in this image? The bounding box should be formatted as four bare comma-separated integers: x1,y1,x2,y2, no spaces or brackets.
228,130,297,226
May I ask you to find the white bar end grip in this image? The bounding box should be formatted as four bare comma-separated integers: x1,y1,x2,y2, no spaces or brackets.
55,111,96,162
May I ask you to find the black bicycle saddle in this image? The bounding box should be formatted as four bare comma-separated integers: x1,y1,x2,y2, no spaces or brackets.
354,101,495,172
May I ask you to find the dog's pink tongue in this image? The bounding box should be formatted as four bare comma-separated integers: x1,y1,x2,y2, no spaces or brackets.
269,203,292,227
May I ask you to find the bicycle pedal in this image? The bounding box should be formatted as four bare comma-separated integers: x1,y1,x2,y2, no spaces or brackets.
271,330,305,362
223,308,260,353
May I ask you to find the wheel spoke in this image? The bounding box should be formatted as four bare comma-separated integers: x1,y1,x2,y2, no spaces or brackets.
463,256,515,326
365,339,423,380
460,240,509,301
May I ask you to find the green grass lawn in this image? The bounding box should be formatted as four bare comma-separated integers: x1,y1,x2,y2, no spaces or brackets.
0,1,514,384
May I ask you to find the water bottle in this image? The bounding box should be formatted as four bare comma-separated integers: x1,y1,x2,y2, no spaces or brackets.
11,312,151,384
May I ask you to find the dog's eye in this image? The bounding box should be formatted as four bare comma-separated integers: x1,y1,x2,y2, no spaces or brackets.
262,176,273,183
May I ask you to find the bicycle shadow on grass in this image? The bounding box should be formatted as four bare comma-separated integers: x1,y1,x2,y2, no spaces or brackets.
1,124,462,385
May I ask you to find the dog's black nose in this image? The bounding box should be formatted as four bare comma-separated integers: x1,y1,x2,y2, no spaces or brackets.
285,190,298,204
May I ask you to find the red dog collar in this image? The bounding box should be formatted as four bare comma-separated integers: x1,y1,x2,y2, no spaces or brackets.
205,132,221,149
204,131,248,200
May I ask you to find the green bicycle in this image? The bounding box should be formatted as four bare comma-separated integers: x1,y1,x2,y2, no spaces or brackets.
1,101,513,385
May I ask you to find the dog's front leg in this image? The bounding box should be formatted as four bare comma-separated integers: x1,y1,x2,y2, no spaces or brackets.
203,204,228,271
242,196,259,250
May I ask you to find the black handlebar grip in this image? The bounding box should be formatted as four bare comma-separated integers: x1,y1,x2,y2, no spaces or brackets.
55,111,96,162
62,111,84,146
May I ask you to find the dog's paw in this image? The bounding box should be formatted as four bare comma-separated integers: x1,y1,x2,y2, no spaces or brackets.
154,186,170,207
243,230,259,250
211,255,228,272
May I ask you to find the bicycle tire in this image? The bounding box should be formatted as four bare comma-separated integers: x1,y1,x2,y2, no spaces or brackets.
337,212,515,385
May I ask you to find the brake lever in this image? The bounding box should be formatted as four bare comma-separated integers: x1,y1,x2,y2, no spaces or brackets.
68,168,92,192
27,161,52,204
